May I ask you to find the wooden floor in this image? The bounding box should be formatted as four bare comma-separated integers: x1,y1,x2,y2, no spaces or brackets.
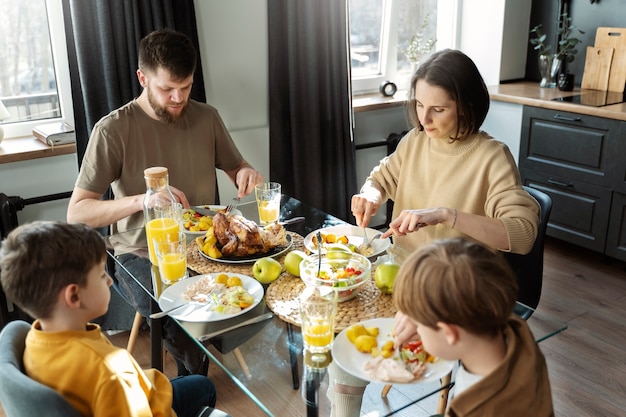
2,236,625,416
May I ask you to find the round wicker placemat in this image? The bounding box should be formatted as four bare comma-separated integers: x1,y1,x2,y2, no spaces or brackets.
186,231,305,276
265,274,397,332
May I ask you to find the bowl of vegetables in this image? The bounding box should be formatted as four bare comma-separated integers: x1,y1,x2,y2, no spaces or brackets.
299,251,372,302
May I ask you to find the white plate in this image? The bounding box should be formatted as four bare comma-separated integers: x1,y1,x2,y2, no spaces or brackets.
158,273,263,322
199,234,293,264
182,205,242,235
332,318,454,384
304,225,391,258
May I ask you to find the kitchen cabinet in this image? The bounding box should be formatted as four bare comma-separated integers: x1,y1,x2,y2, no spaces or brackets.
519,106,626,260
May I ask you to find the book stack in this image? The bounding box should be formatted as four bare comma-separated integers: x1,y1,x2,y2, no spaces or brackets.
32,122,76,147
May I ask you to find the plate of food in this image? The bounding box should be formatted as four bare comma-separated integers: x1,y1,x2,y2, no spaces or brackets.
181,205,242,235
158,273,264,322
196,212,293,264
304,225,391,258
332,318,454,384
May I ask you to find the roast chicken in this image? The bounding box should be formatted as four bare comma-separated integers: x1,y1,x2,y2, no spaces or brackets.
212,212,287,257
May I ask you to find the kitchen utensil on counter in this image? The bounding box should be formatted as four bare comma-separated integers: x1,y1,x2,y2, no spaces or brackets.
595,27,626,93
581,46,614,91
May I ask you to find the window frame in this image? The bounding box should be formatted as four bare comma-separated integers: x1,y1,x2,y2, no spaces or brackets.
350,0,461,95
2,0,74,139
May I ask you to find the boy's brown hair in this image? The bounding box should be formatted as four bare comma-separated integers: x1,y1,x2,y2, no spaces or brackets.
393,238,518,336
0,221,106,319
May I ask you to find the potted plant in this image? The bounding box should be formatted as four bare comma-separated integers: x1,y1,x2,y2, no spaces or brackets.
529,12,584,88
400,15,436,68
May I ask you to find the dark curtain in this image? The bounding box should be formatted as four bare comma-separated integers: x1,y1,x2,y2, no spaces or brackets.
62,0,206,168
268,0,356,222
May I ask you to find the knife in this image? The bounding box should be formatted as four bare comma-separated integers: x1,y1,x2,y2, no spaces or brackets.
190,205,221,217
198,312,274,341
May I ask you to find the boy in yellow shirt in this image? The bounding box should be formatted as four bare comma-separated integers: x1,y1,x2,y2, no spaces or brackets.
0,221,217,416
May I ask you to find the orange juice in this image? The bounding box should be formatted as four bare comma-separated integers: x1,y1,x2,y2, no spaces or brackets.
158,253,187,283
257,200,279,225
146,217,180,265
303,323,333,349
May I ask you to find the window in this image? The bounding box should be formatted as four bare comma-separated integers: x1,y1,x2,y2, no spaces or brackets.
0,0,73,138
349,0,459,95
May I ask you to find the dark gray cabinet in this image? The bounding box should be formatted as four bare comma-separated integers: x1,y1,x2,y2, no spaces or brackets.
519,106,626,261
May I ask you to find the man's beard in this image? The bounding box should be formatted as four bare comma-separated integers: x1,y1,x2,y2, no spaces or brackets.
147,88,188,124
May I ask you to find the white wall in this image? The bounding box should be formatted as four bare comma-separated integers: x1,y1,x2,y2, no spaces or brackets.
0,154,77,223
194,0,269,205
459,0,531,85
482,101,523,164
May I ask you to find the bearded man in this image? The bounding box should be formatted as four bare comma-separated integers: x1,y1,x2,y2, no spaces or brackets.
67,29,263,376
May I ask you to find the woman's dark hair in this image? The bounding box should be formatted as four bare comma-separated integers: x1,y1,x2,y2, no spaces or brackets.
406,49,490,142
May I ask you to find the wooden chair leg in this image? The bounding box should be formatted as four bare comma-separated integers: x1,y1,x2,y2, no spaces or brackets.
437,371,453,414
126,311,144,354
381,384,392,398
232,348,252,380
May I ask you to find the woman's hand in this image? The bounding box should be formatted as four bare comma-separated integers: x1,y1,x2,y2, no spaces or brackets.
351,188,383,227
382,207,455,239
393,311,419,349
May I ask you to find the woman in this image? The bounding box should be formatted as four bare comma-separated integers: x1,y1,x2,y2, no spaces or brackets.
329,49,540,417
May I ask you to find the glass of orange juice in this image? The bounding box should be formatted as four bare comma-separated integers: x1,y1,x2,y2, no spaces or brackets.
255,182,281,225
300,286,338,356
153,231,188,284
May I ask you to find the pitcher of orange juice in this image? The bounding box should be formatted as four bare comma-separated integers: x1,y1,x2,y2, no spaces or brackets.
143,167,181,265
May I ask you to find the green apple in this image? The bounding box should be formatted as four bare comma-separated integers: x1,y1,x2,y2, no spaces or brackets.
252,257,282,284
374,263,400,294
284,250,308,277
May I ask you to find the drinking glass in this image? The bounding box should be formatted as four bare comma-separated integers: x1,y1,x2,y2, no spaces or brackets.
255,182,281,225
153,231,188,284
299,286,338,360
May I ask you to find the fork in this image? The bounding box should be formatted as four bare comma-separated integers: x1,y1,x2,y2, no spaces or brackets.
225,197,240,213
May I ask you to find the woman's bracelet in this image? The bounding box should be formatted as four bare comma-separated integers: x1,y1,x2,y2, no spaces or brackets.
451,208,457,229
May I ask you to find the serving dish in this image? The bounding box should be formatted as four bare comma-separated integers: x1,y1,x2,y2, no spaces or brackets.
304,225,391,259
198,234,293,264
299,251,371,302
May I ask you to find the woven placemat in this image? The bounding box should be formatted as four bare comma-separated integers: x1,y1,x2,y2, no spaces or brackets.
186,231,305,276
265,274,397,332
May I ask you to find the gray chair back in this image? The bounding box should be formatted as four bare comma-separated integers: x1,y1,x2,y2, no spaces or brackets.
505,186,553,316
0,320,82,417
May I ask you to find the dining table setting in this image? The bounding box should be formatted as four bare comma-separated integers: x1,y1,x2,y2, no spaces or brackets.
105,192,567,417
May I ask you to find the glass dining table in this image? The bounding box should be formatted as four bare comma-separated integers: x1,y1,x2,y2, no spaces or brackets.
105,194,567,417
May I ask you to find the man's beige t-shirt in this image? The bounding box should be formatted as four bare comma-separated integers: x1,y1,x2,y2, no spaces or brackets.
76,99,243,244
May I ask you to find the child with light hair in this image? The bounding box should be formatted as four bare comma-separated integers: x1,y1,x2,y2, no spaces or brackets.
392,238,553,416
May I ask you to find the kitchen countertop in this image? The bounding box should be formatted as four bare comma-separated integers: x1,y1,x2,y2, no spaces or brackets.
488,81,626,121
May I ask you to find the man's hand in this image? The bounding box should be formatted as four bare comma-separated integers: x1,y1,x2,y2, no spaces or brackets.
168,185,190,209
235,166,264,198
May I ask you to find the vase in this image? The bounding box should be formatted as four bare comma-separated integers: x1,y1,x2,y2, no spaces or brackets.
538,55,553,88
548,56,563,89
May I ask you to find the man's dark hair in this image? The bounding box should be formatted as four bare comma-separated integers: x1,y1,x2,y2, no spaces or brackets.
139,29,197,80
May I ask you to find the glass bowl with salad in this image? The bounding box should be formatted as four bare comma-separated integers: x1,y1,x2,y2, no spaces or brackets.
300,251,371,302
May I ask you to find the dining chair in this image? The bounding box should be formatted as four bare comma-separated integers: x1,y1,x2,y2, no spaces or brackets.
381,186,553,411
0,320,82,417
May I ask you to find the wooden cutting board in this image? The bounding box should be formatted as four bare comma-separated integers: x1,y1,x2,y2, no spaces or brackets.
595,27,626,92
581,47,614,91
